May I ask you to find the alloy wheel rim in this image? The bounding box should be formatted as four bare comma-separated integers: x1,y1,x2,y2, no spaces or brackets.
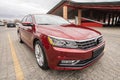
35,44,44,66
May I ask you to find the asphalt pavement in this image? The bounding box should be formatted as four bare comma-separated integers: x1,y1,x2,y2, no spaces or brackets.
0,26,120,80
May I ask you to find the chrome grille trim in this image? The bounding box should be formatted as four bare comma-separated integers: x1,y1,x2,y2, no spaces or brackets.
48,35,103,42
76,36,103,49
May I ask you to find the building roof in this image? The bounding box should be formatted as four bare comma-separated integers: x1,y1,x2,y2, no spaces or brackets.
47,0,120,14
47,0,67,14
70,0,120,5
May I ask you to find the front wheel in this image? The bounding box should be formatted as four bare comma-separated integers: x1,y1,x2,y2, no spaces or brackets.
34,41,49,70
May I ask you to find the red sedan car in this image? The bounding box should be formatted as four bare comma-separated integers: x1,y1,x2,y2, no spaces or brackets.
17,14,105,70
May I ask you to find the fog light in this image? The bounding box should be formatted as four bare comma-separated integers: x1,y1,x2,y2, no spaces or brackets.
61,60,75,64
61,60,80,65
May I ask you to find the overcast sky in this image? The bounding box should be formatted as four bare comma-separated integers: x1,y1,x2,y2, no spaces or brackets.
0,0,119,20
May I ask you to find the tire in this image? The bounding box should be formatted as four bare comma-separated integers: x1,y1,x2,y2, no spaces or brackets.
18,31,23,43
34,41,49,70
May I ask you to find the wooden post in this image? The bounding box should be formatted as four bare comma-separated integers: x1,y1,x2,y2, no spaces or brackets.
115,14,118,25
108,14,111,26
111,13,115,26
90,10,93,19
78,9,82,25
117,15,120,22
103,13,106,23
63,6,68,20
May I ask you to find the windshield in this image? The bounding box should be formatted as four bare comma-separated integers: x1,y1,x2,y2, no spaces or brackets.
34,14,70,25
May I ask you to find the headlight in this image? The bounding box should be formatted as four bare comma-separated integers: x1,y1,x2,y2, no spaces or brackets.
48,36,78,48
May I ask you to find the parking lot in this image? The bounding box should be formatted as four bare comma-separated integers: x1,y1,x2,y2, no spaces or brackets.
0,26,120,80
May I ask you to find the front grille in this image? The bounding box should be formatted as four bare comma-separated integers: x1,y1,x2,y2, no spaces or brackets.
93,45,104,58
97,36,103,44
76,36,103,49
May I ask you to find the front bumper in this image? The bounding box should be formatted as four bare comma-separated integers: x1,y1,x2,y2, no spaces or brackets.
45,41,105,70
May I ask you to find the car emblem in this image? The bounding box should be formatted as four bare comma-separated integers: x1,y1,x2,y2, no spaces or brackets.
94,38,98,45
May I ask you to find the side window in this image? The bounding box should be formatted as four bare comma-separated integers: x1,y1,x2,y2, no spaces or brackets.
26,16,33,23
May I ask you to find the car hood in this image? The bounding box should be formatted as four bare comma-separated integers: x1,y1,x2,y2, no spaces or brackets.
37,24,101,40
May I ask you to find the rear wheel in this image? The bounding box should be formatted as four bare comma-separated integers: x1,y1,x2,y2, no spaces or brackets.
34,41,48,70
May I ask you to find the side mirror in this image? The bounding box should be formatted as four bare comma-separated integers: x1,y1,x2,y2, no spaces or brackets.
22,22,34,27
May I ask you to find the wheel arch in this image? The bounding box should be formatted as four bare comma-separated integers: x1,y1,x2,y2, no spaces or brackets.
33,38,39,49
33,37,49,69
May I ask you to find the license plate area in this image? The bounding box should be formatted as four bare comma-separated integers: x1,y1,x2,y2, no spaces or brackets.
93,46,104,58
10,25,13,26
